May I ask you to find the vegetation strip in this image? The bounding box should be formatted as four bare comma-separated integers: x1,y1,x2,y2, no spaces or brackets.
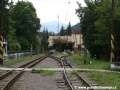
61,56,95,90
2,54,44,67
87,71,120,90
69,54,110,69
31,69,55,75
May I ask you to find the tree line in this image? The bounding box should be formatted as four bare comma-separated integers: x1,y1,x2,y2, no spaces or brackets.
76,0,120,60
0,0,40,51
59,22,72,36
0,0,73,52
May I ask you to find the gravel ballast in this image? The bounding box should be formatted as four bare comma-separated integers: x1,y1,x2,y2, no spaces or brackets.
10,71,65,90
34,57,61,68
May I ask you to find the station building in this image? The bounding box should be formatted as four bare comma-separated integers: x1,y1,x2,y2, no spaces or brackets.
48,31,84,52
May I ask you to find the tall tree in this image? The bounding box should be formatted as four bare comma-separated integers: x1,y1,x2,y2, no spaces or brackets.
0,0,19,50
11,1,41,50
66,22,72,36
60,25,65,36
76,0,120,60
76,0,102,59
94,0,120,60
41,28,49,51
93,0,111,59
0,0,10,37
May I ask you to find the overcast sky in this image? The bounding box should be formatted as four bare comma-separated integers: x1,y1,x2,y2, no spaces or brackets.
13,0,86,25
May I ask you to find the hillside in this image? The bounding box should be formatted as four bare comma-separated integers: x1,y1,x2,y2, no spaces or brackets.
71,23,81,34
40,21,67,33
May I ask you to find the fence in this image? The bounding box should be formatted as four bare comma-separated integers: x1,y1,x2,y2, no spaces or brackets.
4,50,38,60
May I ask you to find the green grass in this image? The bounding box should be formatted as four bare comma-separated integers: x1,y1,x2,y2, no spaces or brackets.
0,70,7,75
70,70,77,75
2,54,45,67
69,54,110,69
31,69,55,75
88,71,120,90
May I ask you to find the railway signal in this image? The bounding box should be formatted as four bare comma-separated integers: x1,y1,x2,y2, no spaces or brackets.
0,0,3,65
110,0,115,65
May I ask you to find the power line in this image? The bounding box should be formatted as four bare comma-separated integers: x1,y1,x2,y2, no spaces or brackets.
65,0,70,25
35,0,71,3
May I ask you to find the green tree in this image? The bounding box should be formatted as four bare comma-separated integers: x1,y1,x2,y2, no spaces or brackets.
0,0,20,50
76,0,120,60
11,1,40,50
66,22,72,36
94,0,120,60
0,0,9,37
41,28,49,51
76,0,102,59
93,0,111,60
48,32,55,36
60,25,65,36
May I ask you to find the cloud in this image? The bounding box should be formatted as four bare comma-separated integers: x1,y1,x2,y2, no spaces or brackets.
13,0,86,25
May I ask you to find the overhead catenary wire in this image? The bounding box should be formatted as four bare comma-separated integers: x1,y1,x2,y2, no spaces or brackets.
35,0,73,3
65,0,70,26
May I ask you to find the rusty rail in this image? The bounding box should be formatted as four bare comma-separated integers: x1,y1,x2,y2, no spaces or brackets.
0,54,48,90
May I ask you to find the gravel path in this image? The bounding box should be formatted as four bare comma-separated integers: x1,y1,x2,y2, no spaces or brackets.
34,57,61,68
10,71,66,90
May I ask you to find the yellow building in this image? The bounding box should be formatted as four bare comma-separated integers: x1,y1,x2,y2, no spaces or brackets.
48,34,84,51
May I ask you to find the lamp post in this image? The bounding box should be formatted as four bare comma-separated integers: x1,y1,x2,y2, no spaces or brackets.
110,0,115,67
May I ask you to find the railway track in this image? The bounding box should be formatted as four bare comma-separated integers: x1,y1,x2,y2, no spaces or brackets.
63,56,99,90
0,54,48,90
0,55,99,90
51,56,99,90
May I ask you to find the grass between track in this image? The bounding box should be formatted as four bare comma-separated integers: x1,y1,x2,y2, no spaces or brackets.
1,54,45,66
87,71,120,90
69,54,110,69
69,54,120,89
31,69,55,75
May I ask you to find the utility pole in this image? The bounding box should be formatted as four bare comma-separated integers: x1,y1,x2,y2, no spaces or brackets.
57,15,61,51
78,13,84,55
110,0,114,65
0,0,3,65
58,15,59,35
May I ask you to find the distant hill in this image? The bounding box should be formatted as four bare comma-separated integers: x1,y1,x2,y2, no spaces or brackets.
71,23,81,34
40,21,67,34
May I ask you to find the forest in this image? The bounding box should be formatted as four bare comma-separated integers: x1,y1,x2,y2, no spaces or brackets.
76,0,120,60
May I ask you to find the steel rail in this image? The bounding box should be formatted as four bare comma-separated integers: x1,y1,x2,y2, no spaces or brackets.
18,54,48,68
49,55,62,66
64,57,95,90
59,56,95,90
28,55,47,68
50,55,74,90
50,55,95,90
1,70,24,90
0,70,13,80
62,61,74,90
0,55,48,81
0,54,48,90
